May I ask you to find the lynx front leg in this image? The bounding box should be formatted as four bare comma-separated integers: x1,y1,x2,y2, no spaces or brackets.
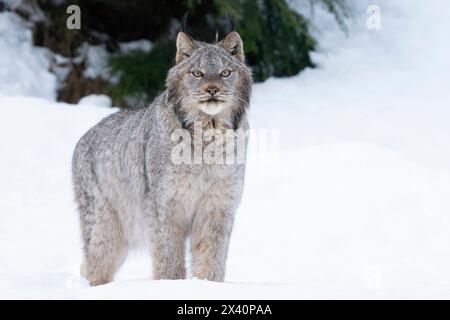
150,207,187,280
190,207,235,282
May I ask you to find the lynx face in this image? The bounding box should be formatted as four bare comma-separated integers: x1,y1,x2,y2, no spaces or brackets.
167,32,252,129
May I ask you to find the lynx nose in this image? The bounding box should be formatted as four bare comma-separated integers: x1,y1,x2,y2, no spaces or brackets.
206,86,219,97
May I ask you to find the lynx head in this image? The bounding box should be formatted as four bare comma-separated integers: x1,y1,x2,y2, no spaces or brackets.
166,31,252,129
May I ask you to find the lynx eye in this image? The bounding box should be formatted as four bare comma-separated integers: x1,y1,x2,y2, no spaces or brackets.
220,69,231,78
191,70,203,78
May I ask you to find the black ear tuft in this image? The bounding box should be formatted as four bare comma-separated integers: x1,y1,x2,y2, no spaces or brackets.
182,11,189,33
229,16,235,32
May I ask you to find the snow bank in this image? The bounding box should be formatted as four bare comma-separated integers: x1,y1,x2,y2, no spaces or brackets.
119,39,153,54
78,94,113,108
77,43,112,81
1,0,450,299
0,12,56,99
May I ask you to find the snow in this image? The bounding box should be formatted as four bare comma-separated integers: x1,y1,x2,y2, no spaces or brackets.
1,0,450,299
79,39,154,85
119,39,153,54
78,43,112,81
78,94,113,108
0,12,56,99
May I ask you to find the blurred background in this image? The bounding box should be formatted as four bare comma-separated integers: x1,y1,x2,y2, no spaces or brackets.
0,0,347,107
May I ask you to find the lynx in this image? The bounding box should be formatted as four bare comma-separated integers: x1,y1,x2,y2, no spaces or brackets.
72,31,252,286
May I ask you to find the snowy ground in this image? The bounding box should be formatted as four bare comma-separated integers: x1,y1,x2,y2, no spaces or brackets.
1,0,450,299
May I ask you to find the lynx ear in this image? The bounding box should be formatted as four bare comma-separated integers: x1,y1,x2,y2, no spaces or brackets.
219,31,244,62
176,32,196,63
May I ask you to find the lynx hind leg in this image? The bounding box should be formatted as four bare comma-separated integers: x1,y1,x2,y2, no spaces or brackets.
77,189,127,286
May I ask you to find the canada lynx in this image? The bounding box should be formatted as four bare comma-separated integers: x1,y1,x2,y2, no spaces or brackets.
72,31,252,285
